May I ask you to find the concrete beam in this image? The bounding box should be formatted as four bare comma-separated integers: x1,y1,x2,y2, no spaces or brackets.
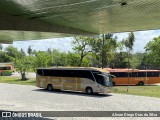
0,13,95,36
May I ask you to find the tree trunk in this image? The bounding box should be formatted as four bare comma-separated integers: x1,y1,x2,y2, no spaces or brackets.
21,72,27,80
78,56,83,67
102,34,105,69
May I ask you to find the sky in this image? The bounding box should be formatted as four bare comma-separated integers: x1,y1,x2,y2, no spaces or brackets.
2,29,160,53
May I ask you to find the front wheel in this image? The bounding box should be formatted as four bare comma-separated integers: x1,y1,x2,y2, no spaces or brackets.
86,87,93,94
138,81,144,86
47,84,53,91
112,82,116,86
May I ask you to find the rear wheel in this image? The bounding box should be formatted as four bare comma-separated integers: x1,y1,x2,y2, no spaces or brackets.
138,81,144,86
86,87,93,94
112,82,116,86
47,84,53,91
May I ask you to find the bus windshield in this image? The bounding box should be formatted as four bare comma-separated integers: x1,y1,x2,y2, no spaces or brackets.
93,72,112,87
100,73,112,87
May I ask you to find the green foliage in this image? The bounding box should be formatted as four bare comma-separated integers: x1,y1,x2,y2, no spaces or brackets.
89,34,117,68
66,52,81,66
123,32,135,51
4,45,20,59
130,52,146,69
0,51,10,62
0,34,159,74
120,32,135,69
1,70,12,76
0,44,2,50
145,36,160,67
31,51,50,70
72,36,92,66
12,56,31,80
27,46,32,55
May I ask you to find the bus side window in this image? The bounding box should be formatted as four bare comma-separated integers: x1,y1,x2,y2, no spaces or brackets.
50,70,59,77
62,70,76,77
37,69,42,76
111,72,118,77
77,70,94,81
118,72,127,77
135,72,138,77
147,72,159,77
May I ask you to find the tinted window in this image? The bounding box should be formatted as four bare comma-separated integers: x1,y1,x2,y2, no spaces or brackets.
76,70,94,81
132,72,145,77
53,70,62,76
0,67,11,70
93,73,104,85
37,69,43,75
147,72,159,77
111,72,128,77
62,70,77,77
37,69,94,80
37,69,60,76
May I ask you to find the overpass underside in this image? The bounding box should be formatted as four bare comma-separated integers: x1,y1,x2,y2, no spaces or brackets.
0,0,160,43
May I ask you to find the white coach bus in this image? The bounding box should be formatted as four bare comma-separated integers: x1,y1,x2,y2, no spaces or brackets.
36,67,112,94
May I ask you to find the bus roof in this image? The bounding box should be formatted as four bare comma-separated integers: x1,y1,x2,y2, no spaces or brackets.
38,67,109,73
104,68,160,72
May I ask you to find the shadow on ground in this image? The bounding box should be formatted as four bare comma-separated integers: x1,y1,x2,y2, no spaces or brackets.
32,89,112,98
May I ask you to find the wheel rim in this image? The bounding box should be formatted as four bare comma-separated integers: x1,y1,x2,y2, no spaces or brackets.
139,82,144,86
48,85,52,91
88,89,91,93
87,88,92,94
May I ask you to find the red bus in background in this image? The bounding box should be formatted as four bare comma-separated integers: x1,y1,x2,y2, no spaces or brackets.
105,68,160,86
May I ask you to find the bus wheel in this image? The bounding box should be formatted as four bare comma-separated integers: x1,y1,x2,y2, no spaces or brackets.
86,87,93,94
138,81,144,86
47,84,53,91
112,82,116,86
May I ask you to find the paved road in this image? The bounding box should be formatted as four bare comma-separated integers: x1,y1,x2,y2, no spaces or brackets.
0,83,160,120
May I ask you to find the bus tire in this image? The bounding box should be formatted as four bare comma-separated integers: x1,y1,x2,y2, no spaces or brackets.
47,84,53,91
86,87,93,94
112,82,116,86
138,81,144,86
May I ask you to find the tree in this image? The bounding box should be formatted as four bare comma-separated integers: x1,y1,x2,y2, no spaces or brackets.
0,44,3,51
145,36,160,68
123,32,135,91
89,34,117,68
21,48,26,56
114,41,125,68
11,49,30,80
66,52,81,66
129,52,147,69
122,32,135,69
0,51,10,62
102,34,117,68
72,36,92,66
32,51,50,71
0,46,20,62
123,32,135,51
12,56,31,80
27,46,33,55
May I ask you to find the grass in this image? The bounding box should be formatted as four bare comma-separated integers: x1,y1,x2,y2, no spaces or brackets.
0,76,36,86
112,86,160,98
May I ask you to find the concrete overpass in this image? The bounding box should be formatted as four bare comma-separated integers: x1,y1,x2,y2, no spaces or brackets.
0,0,160,43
